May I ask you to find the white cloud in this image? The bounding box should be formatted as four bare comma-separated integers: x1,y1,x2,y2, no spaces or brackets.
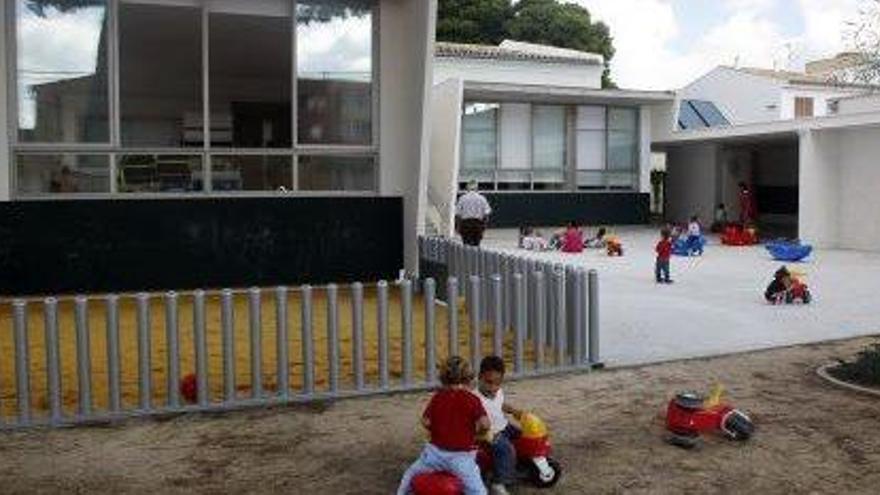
571,0,863,90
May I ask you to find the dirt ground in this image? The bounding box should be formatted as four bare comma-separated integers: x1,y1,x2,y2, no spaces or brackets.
1,337,878,494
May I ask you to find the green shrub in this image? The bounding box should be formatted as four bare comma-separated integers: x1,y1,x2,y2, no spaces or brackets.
830,340,880,388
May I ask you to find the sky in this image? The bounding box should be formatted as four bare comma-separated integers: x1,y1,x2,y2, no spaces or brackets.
570,0,870,89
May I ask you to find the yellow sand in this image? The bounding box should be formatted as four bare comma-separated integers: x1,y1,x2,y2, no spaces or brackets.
0,290,538,418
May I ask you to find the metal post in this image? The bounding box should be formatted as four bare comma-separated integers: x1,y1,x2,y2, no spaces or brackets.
424,278,437,384
513,274,525,375
106,295,122,413
44,298,62,423
301,286,315,395
574,270,587,365
534,271,546,370
221,289,236,403
469,275,481,369
401,279,413,386
554,268,566,368
13,301,31,423
447,277,459,357
588,270,600,365
377,281,389,389
74,296,92,416
545,263,555,349
351,283,365,390
136,293,152,411
276,286,290,399
491,274,503,358
326,284,339,393
193,290,209,407
165,292,180,408
248,287,262,399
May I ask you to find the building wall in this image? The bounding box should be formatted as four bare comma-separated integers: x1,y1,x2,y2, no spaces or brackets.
799,129,840,248
639,105,652,193
779,86,865,119
379,0,437,275
665,143,719,223
434,58,603,88
836,94,880,115
836,126,880,251
428,77,463,237
680,67,782,125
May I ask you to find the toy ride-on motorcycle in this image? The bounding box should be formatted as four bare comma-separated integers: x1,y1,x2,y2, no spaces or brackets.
665,385,755,449
412,413,562,494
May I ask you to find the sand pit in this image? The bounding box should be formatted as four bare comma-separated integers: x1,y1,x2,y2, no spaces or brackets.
0,289,541,418
0,337,877,494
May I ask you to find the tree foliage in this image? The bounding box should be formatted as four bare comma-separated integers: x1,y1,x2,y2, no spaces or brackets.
438,0,617,88
846,0,880,84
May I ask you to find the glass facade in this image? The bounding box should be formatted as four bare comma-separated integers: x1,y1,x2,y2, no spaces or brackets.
10,0,378,197
16,0,109,143
462,101,640,191
296,0,373,145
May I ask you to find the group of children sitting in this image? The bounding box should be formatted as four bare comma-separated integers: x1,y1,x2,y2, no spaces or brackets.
519,223,622,256
397,355,522,495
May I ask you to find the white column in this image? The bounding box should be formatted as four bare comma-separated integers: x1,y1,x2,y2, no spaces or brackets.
0,3,10,201
638,105,652,194
798,129,840,249
379,0,437,275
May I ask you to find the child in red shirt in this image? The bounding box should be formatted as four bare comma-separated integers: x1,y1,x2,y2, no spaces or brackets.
561,221,584,253
655,228,673,284
397,356,490,495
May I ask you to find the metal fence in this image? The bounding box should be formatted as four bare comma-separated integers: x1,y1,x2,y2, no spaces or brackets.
418,236,600,369
0,238,598,430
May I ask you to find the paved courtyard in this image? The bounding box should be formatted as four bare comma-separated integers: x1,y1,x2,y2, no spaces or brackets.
484,227,880,366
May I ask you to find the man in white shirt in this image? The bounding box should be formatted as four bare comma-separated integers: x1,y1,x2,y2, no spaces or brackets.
455,181,492,247
476,356,523,495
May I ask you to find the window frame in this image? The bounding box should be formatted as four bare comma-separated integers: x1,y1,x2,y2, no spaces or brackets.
460,100,640,192
6,0,381,199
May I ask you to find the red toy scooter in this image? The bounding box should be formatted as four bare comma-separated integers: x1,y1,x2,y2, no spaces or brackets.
412,413,562,494
665,385,754,449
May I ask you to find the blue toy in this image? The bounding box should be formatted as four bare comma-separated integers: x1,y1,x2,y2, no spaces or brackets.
673,236,706,257
765,240,812,262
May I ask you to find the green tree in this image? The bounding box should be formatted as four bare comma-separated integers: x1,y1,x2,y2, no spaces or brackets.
506,0,616,87
437,0,514,45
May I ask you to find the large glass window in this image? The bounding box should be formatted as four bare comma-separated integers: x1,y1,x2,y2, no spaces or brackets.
576,106,606,189
210,8,292,148
16,0,109,143
296,0,373,145
298,155,375,191
531,105,566,190
119,2,202,147
16,154,110,194
607,108,639,189
211,155,293,191
117,154,203,193
460,103,498,188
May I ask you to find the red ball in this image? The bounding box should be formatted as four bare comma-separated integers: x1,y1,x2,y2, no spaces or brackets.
411,472,462,495
180,373,198,404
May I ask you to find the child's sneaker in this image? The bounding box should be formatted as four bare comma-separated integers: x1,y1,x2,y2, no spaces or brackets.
491,484,511,495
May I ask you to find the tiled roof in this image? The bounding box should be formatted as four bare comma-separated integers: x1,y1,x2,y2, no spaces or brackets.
435,40,603,66
729,66,880,89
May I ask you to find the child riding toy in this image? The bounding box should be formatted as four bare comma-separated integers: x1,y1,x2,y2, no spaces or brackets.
411,412,562,494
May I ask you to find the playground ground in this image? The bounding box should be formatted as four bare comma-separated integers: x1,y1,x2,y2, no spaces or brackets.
484,227,880,366
0,336,877,494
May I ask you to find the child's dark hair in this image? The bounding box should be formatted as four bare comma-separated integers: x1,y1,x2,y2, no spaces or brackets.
568,220,579,229
661,228,671,239
690,215,698,222
438,356,474,386
479,355,506,376
717,203,725,209
597,227,607,237
520,225,532,236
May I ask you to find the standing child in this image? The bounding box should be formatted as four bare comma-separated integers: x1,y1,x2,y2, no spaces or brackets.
397,357,490,495
655,228,673,284
476,356,524,495
687,215,704,256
